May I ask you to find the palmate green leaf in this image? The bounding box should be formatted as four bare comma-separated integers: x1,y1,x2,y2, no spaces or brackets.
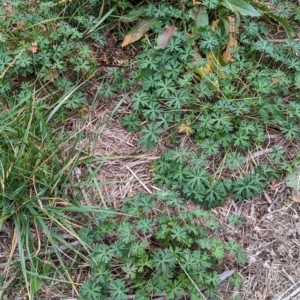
80,281,104,300
236,248,247,265
117,222,136,244
165,279,184,300
180,249,201,271
211,241,225,259
155,78,176,97
136,218,154,234
109,279,129,300
170,227,188,243
230,272,243,288
186,168,210,190
136,253,153,272
232,174,264,201
221,0,261,17
122,262,137,280
92,265,111,283
138,123,163,151
251,3,294,38
129,241,147,256
147,273,168,293
135,194,155,213
205,271,221,288
152,249,177,274
134,290,150,300
93,243,115,264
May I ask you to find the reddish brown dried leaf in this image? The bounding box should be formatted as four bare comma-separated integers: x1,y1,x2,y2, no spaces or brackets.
155,24,177,49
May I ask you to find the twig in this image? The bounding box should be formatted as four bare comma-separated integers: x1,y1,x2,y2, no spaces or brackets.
124,165,152,194
266,38,300,43
243,146,283,163
289,286,300,298
277,280,300,300
73,167,91,205
268,197,279,212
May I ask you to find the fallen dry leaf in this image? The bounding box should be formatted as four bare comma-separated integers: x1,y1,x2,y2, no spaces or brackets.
223,33,238,62
4,4,13,14
155,23,177,49
211,20,219,31
122,18,154,47
12,21,25,31
28,41,38,54
223,16,238,62
178,122,192,135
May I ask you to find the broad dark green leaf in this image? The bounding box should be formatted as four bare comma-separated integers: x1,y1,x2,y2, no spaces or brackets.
119,6,148,22
221,0,261,17
190,7,209,27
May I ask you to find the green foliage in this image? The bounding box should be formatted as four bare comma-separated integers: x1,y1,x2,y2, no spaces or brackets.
230,272,243,288
79,193,246,299
0,0,117,115
151,148,279,208
227,214,244,228
0,81,111,299
113,0,300,207
2,0,299,298
0,1,119,298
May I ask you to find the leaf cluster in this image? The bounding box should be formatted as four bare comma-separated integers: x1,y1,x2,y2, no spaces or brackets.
78,192,246,300
113,0,300,206
119,1,300,149
152,148,280,207
0,0,118,112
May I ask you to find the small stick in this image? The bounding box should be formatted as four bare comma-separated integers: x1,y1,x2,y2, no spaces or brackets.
125,165,152,194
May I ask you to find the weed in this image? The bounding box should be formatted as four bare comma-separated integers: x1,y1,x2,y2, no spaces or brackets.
227,214,244,228
114,0,300,206
78,192,246,300
0,0,118,298
1,0,300,298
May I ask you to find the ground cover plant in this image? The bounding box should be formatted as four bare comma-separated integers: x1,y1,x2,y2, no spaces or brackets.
78,192,246,300
113,0,300,208
0,0,300,299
